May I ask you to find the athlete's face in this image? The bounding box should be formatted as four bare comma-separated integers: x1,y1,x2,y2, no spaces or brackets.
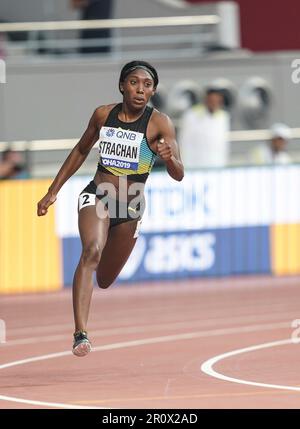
120,69,156,108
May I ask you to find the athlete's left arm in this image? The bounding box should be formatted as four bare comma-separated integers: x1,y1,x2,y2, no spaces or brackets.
156,113,184,181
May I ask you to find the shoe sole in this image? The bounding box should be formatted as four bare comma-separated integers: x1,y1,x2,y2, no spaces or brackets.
72,341,92,357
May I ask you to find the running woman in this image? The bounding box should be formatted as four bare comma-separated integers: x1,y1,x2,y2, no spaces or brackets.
37,60,184,356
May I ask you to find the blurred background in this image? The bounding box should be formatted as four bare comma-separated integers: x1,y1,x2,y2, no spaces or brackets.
1,0,300,294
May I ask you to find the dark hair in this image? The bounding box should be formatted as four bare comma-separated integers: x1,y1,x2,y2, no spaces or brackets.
119,60,159,93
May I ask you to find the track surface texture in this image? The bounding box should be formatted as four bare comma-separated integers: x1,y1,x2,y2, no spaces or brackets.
1,276,300,409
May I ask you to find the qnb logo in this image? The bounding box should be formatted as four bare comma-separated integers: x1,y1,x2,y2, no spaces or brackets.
291,59,300,84
0,59,6,84
106,128,115,138
0,319,6,344
116,130,136,141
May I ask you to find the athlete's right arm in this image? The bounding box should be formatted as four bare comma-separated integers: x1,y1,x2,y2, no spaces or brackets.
37,107,103,216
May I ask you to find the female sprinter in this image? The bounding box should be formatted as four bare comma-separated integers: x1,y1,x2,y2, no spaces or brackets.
37,60,184,357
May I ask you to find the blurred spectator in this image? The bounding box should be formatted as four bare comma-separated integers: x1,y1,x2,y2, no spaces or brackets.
249,123,292,165
70,0,113,54
0,149,28,179
178,88,230,169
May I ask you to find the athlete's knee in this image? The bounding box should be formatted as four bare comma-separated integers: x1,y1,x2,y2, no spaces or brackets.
81,243,102,268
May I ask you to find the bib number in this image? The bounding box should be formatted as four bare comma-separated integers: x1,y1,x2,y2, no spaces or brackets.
78,193,96,211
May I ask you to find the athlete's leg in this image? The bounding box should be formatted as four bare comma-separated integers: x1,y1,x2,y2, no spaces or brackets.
73,205,109,332
96,219,140,289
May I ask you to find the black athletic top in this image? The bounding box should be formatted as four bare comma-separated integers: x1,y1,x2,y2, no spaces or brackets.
97,103,156,183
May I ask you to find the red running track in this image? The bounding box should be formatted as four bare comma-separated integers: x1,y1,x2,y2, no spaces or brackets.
1,275,300,409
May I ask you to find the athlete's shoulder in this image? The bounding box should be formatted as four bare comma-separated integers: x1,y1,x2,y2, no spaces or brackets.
93,103,118,122
150,108,171,123
150,108,174,129
94,103,117,117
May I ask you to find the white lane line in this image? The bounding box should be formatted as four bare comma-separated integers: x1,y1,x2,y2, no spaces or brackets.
6,302,300,336
201,338,300,392
1,320,290,349
1,322,289,370
4,310,297,346
0,350,72,370
0,323,293,409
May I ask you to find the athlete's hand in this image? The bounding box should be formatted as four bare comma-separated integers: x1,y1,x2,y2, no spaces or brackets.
157,138,173,162
37,191,57,216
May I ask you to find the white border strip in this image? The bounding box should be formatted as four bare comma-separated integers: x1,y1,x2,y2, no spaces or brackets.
2,128,300,153
0,15,219,33
201,338,300,392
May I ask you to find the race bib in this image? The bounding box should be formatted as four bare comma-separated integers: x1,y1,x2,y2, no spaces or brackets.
78,193,96,211
99,127,143,170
